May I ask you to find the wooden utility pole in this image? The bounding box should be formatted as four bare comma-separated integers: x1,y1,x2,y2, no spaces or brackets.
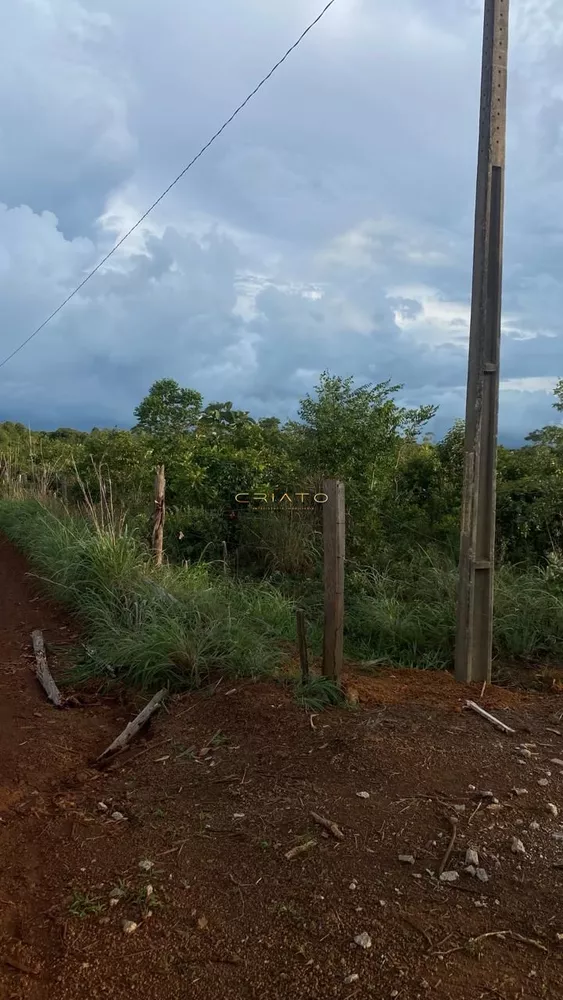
296,608,309,683
152,464,166,567
455,0,510,684
322,479,345,684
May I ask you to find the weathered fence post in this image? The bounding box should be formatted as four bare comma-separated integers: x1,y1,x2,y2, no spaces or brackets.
322,479,345,684
296,608,309,683
152,464,165,567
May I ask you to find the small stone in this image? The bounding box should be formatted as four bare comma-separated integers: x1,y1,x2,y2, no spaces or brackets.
487,803,502,813
538,779,549,787
550,759,563,767
349,881,358,890
398,855,415,865
552,832,563,842
391,992,399,998
139,859,154,871
344,974,359,984
97,802,108,811
109,887,126,899
356,791,370,799
465,848,479,867
439,871,459,882
530,821,541,831
197,915,208,931
511,837,526,855
512,788,528,797
99,915,110,925
464,865,476,876
468,784,476,791
145,885,154,899
518,748,533,758
354,932,372,950
233,813,245,819
122,920,138,934
547,803,559,818
475,868,489,882
452,804,466,814
111,811,126,821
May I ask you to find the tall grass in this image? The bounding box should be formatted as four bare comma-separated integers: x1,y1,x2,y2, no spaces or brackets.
0,499,297,692
1,498,561,692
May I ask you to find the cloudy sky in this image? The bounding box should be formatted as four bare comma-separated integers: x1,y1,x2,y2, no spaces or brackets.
1,0,562,442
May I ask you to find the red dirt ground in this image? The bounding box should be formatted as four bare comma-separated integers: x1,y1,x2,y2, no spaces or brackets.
2,535,563,999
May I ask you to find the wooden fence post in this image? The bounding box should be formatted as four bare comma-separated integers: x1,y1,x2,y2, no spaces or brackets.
152,465,165,567
322,479,345,684
296,608,309,683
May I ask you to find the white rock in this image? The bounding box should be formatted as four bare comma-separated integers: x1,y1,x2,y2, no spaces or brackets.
233,813,245,819
551,759,563,767
547,803,559,818
475,868,489,882
111,811,126,821
398,855,415,865
538,779,549,787
138,859,154,871
529,821,541,831
512,788,528,797
511,837,526,855
518,748,533,758
439,871,459,882
356,791,370,799
465,848,479,867
349,881,358,891
344,974,359,984
122,920,138,934
465,865,476,876
97,802,108,811
354,932,372,950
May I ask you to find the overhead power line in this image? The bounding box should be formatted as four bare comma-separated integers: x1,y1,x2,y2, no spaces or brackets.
0,0,338,371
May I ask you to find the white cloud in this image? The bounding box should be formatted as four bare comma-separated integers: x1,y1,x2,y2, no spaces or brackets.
0,0,562,445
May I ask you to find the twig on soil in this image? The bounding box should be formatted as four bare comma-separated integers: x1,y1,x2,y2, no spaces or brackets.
310,812,344,840
31,630,63,707
432,929,548,957
468,800,482,825
480,680,487,699
285,839,316,860
398,911,434,950
95,689,167,764
465,701,515,734
437,814,458,877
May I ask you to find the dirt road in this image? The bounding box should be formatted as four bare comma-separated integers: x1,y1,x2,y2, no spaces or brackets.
1,534,563,999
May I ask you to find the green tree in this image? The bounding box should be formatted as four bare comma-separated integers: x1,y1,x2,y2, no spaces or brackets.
133,379,203,438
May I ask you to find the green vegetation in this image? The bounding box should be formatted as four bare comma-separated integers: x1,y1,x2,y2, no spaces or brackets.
1,371,562,692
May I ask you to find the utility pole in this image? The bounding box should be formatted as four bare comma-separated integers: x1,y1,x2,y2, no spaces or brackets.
455,0,510,684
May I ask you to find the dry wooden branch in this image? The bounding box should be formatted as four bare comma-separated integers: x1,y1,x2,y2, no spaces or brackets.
95,689,167,763
285,839,316,860
31,630,63,707
310,811,344,841
433,929,548,957
296,608,309,682
437,814,458,877
152,464,165,567
465,700,515,734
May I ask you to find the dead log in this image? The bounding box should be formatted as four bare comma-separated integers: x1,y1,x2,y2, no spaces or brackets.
96,688,167,763
31,630,63,707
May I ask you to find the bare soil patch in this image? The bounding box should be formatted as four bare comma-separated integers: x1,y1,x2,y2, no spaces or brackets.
1,535,563,999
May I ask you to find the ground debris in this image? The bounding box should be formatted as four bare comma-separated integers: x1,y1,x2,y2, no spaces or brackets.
310,811,344,841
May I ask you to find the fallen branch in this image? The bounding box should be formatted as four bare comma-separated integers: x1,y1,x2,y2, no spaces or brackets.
95,689,167,763
465,700,515,734
437,814,458,877
310,811,344,841
285,839,316,860
433,929,548,957
31,630,63,707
